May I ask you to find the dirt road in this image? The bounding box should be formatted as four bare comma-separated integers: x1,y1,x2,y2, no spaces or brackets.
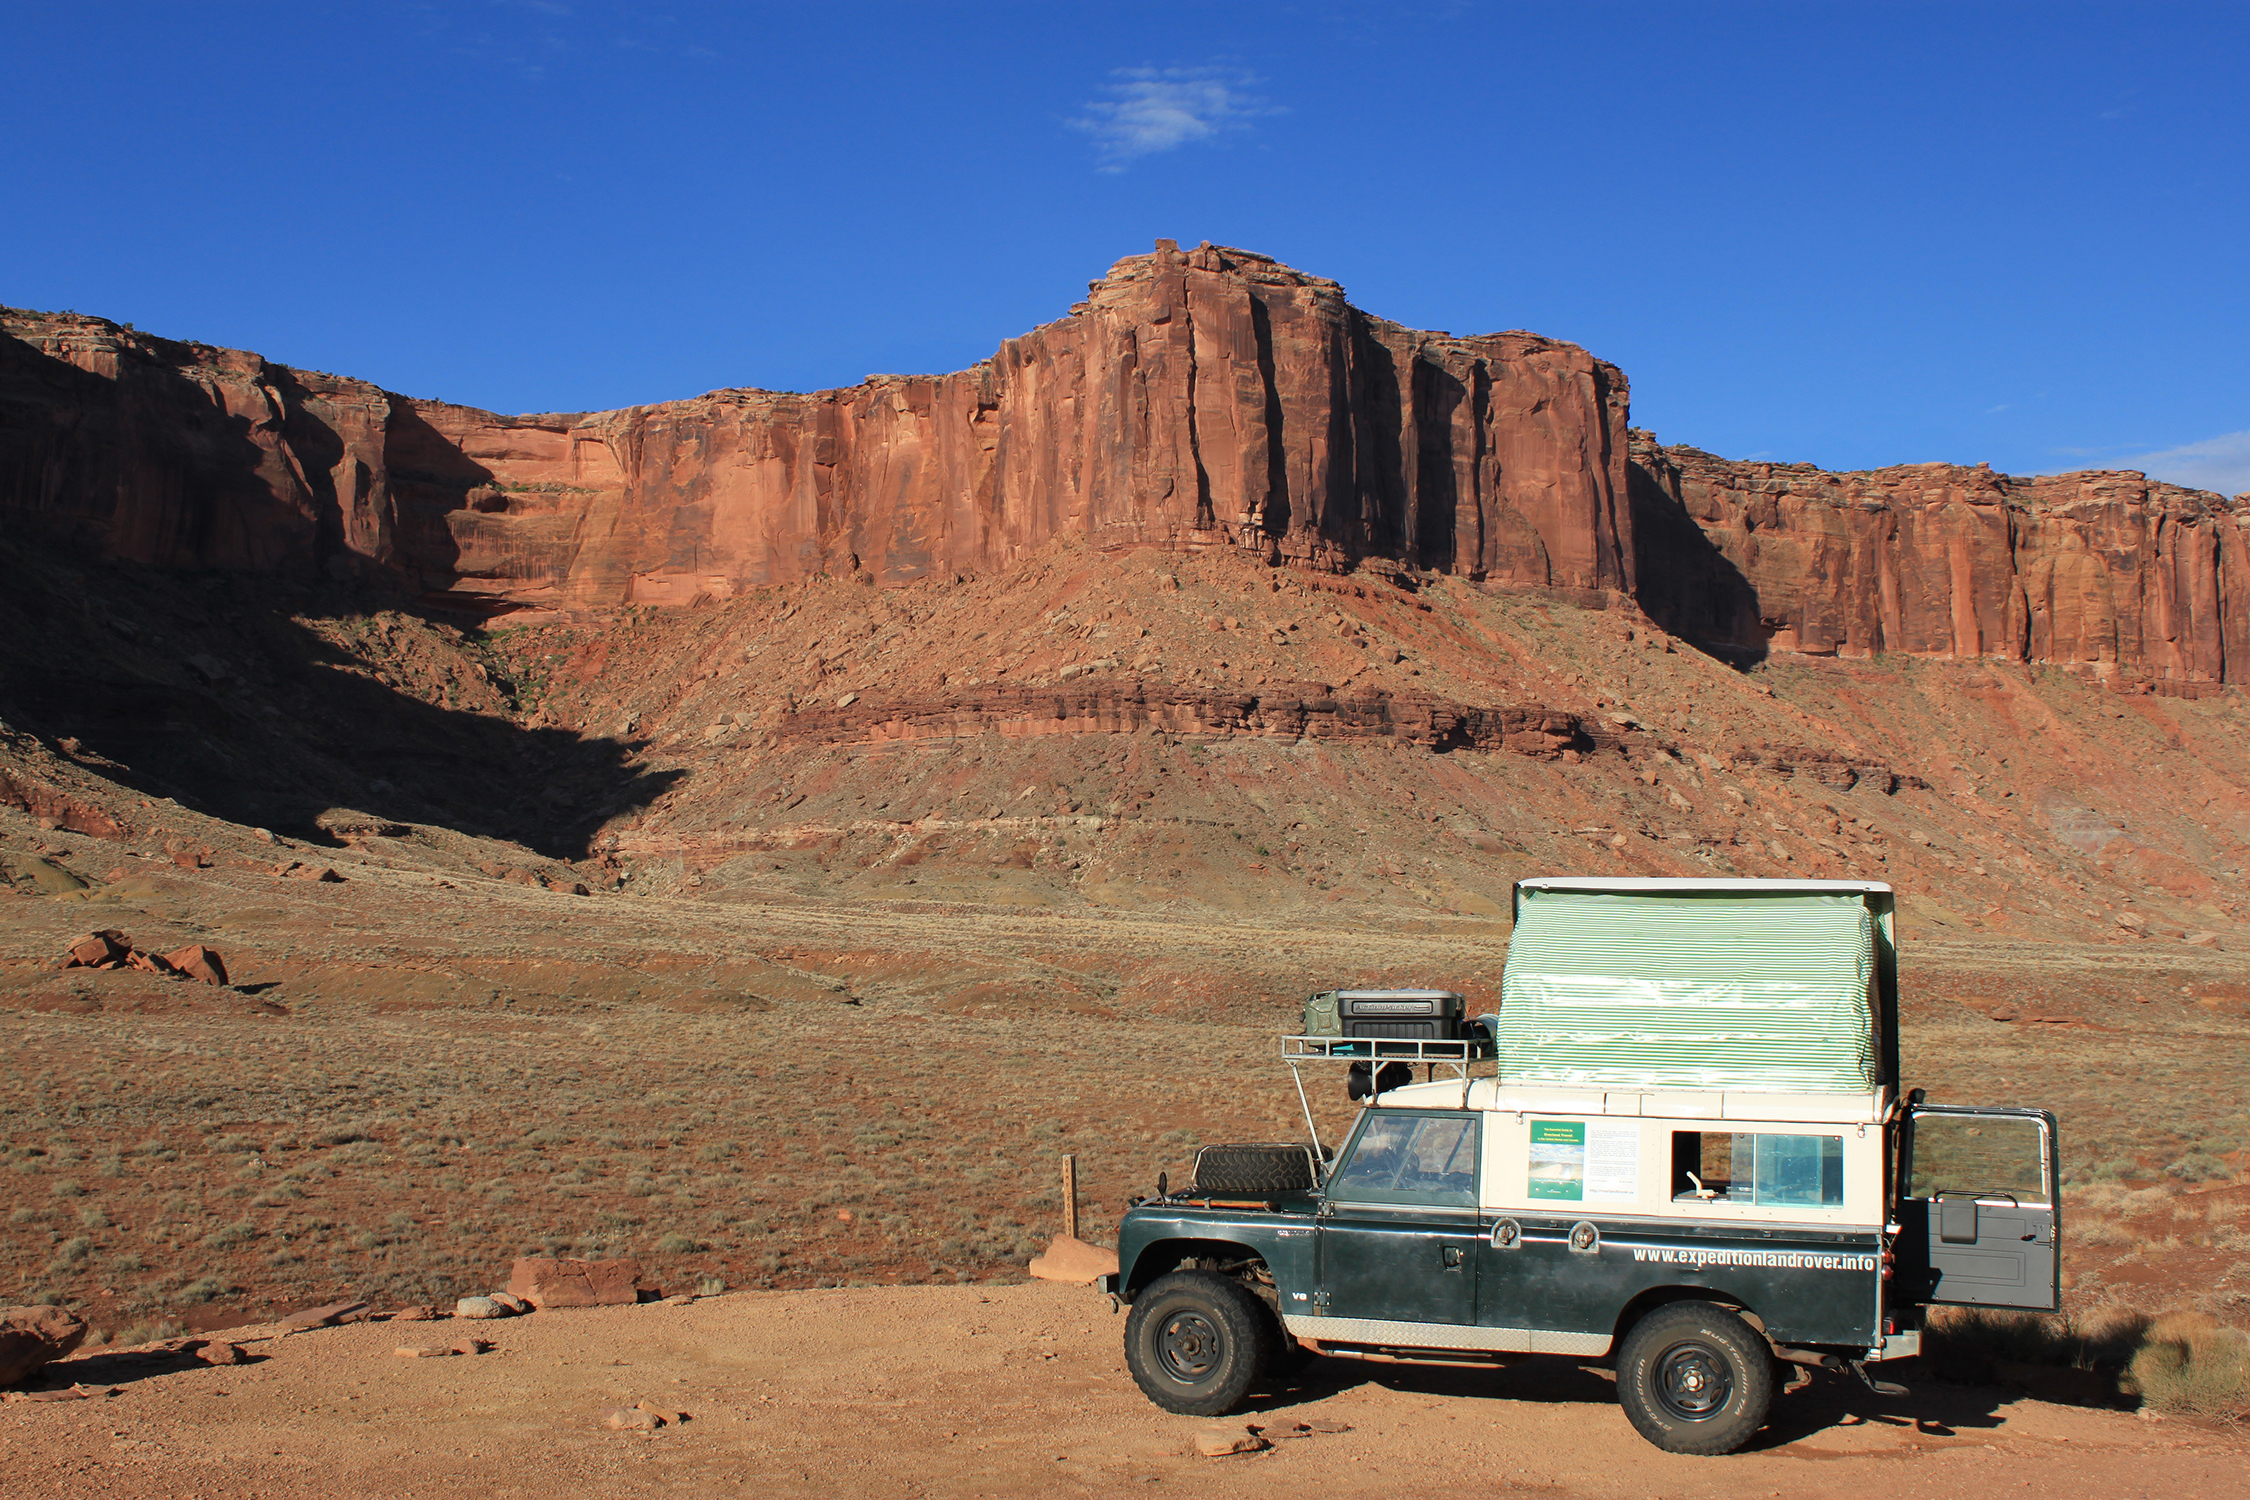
7,1282,2239,1499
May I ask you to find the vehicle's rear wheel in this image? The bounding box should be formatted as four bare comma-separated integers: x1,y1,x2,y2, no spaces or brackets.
1614,1302,1774,1455
1123,1271,1267,1415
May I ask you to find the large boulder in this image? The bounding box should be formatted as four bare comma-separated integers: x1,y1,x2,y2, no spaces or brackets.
0,1306,88,1387
505,1257,645,1309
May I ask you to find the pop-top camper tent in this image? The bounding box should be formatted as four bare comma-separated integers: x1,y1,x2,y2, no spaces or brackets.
1495,879,1897,1095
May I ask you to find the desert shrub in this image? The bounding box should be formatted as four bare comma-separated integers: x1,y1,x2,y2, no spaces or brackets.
176,1276,228,1304
2163,1152,2231,1182
45,1236,93,1274
103,1318,182,1347
107,1252,146,1274
2124,1312,2250,1416
201,1222,255,1250
211,1134,260,1154
1923,1305,2146,1381
655,1232,707,1253
49,1178,85,1199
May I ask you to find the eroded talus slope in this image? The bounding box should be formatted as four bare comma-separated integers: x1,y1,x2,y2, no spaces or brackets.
8,519,2250,947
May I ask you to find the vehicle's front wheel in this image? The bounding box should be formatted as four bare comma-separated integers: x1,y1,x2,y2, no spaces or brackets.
1123,1271,1267,1415
1614,1302,1774,1455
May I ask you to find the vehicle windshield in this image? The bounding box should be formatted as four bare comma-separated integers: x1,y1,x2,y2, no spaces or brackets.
1326,1112,1479,1206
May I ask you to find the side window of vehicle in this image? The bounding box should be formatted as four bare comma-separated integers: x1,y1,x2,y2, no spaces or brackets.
1670,1131,1844,1208
1327,1113,1479,1207
1907,1115,2050,1205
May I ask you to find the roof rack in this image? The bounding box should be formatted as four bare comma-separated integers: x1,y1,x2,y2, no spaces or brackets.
1281,1034,1496,1156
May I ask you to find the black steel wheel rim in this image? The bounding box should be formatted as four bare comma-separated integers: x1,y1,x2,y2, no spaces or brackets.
1651,1340,1733,1421
1155,1309,1224,1384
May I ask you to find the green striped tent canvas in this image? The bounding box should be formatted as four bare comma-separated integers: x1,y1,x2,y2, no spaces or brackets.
1497,890,1879,1093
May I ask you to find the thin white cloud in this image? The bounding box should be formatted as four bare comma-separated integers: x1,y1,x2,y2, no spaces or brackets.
2049,431,2250,496
1070,67,1280,172
2125,430,2250,497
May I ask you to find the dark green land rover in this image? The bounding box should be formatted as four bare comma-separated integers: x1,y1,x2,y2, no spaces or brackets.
1100,878,2060,1454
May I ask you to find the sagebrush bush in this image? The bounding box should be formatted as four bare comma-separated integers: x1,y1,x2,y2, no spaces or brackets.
2125,1312,2250,1417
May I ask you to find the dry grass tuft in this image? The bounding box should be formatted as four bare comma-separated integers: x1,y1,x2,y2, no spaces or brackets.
2124,1311,2250,1418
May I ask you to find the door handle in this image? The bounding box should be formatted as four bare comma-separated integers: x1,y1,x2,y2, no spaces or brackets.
1442,1245,1465,1269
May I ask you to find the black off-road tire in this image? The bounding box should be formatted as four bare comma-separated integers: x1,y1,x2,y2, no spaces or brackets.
1614,1302,1775,1455
1123,1271,1268,1416
1191,1144,1315,1196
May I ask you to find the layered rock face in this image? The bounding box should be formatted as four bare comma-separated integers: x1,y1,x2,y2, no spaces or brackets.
10,241,2245,686
0,241,1634,610
777,680,1586,758
1630,435,2250,685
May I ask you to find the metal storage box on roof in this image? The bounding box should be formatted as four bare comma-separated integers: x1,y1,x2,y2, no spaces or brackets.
1497,882,1887,1094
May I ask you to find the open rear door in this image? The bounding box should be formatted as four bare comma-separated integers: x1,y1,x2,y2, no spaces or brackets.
1896,1105,2058,1311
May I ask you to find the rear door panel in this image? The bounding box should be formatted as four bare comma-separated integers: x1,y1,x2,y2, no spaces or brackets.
1897,1106,2058,1311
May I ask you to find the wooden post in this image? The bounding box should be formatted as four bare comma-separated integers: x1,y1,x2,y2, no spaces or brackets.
1062,1154,1080,1241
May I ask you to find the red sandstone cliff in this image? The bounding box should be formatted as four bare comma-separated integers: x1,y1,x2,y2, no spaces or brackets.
0,241,1634,611
9,241,2248,686
1629,434,2250,686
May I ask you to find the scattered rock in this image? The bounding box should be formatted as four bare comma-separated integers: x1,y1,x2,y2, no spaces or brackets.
283,1299,371,1329
455,1296,508,1320
0,1306,88,1388
389,1305,437,1322
161,945,229,986
507,1257,645,1310
2184,930,2223,949
4,1383,116,1403
1194,1427,1271,1458
602,1405,662,1431
450,1338,493,1356
1299,1418,1352,1433
2117,911,2148,932
185,1340,247,1366
489,1293,530,1315
1026,1236,1119,1285
394,1344,453,1359
63,930,131,969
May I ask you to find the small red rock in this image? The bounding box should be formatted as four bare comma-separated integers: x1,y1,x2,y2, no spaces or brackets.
0,1306,89,1387
507,1257,645,1310
64,931,131,969
162,946,229,986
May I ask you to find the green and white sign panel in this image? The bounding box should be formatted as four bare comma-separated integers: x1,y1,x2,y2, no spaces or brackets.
1528,1119,1639,1203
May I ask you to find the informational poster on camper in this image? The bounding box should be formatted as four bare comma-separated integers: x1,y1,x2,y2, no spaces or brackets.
1528,1120,1586,1200
1584,1121,1640,1203
1529,1120,1640,1203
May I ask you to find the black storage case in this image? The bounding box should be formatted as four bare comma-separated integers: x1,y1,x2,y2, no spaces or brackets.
1335,989,1466,1044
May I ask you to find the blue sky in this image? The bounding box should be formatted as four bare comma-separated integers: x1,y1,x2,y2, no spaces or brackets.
5,3,2244,492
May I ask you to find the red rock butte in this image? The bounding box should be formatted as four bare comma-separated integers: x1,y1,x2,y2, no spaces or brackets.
3,239,2246,684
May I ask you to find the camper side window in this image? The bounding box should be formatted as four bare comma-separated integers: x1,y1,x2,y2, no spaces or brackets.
1670,1132,1843,1208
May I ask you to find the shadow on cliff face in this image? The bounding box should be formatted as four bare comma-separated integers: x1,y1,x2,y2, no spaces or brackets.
1627,458,1767,668
0,535,675,858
